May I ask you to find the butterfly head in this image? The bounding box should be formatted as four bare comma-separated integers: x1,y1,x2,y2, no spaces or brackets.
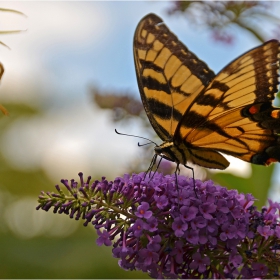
155,141,185,164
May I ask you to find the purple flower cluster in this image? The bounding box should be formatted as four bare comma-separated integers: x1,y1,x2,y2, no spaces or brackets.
37,172,280,278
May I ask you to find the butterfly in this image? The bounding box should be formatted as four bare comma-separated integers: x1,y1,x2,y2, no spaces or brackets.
133,13,280,172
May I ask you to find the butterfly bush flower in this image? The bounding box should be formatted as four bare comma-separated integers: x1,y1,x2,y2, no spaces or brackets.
37,172,280,279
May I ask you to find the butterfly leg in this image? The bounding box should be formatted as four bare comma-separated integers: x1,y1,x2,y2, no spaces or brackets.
149,156,163,181
144,154,158,180
184,164,197,197
176,164,180,174
146,156,163,182
174,164,181,206
175,163,180,187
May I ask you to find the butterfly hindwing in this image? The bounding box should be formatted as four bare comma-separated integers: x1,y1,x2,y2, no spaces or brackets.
134,13,280,169
177,40,280,167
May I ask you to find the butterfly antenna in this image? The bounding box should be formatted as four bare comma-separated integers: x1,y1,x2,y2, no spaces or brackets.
115,129,158,146
138,142,153,147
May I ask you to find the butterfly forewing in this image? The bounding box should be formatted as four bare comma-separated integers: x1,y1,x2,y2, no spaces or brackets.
134,13,215,141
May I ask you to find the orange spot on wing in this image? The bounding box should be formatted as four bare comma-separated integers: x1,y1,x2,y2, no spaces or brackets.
271,110,280,119
266,158,278,165
249,105,259,115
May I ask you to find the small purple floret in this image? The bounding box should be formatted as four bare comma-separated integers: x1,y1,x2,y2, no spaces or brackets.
135,202,152,219
96,229,112,246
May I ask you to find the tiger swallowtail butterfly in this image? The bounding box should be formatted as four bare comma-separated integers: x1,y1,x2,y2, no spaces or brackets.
133,13,280,172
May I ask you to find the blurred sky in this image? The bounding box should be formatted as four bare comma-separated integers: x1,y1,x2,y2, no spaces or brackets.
0,1,279,193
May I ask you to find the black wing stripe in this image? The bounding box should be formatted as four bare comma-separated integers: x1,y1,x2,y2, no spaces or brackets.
141,75,170,94
146,98,182,121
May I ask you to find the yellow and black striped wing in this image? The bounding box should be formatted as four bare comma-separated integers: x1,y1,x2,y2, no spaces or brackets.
133,13,215,141
134,13,280,170
176,40,280,168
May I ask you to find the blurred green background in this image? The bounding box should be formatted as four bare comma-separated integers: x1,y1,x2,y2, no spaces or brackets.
0,1,280,278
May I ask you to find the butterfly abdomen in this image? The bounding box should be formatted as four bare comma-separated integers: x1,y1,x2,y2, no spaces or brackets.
155,141,230,170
